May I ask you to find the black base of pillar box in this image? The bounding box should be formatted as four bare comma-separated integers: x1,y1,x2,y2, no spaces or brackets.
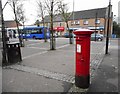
75,75,90,89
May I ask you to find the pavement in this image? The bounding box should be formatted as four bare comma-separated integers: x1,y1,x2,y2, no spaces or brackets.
87,38,119,93
0,38,119,93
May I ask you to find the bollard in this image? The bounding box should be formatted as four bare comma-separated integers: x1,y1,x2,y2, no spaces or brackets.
73,29,94,89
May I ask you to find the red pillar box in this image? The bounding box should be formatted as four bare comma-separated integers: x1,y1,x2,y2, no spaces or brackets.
73,29,94,89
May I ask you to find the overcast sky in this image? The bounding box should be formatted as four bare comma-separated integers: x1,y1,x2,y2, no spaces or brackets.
2,0,120,25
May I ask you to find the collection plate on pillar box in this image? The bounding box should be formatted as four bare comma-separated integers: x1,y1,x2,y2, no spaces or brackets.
77,44,81,53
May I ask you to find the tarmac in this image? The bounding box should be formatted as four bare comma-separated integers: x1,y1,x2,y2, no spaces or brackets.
0,38,119,93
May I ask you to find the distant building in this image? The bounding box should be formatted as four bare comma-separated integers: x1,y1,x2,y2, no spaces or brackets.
39,7,112,36
4,20,22,29
0,20,22,32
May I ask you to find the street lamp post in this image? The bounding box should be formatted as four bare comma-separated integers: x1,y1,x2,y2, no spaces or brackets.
69,0,75,44
73,0,74,21
105,0,112,54
95,12,98,41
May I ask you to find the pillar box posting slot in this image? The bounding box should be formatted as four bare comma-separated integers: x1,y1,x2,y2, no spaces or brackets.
73,29,94,89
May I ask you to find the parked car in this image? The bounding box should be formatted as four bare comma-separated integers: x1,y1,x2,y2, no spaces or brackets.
64,32,76,38
98,34,104,37
91,33,104,41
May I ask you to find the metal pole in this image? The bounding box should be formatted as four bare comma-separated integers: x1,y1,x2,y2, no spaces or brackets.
105,0,111,54
69,0,75,44
95,12,97,41
71,0,75,44
73,0,74,21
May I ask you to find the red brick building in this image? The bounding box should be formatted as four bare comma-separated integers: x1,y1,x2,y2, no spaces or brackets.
39,7,113,36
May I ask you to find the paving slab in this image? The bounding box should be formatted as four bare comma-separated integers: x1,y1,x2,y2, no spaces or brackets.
2,68,72,92
2,38,107,92
20,46,75,76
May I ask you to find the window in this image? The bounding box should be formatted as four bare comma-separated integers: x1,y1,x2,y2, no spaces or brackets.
31,29,42,34
83,20,88,25
71,21,75,25
60,23,61,26
75,20,80,25
71,20,80,25
38,29,42,34
95,19,100,24
31,30,37,34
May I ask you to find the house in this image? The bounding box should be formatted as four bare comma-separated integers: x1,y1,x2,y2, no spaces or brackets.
38,6,113,36
4,20,22,29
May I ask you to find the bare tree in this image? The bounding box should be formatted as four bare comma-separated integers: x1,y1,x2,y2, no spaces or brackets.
37,0,47,42
43,0,62,50
0,0,8,64
8,0,25,47
58,1,73,44
16,3,27,26
16,3,27,40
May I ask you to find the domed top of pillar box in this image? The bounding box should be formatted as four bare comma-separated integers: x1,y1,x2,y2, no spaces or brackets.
73,28,94,36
